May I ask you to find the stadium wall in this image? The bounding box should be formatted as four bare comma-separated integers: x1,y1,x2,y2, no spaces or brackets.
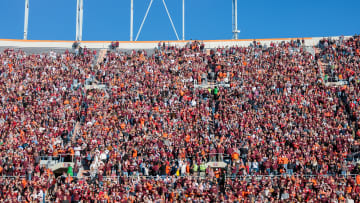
0,36,349,49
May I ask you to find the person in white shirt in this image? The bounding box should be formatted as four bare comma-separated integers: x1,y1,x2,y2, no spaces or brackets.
252,161,259,173
346,194,354,203
181,163,187,176
74,144,81,157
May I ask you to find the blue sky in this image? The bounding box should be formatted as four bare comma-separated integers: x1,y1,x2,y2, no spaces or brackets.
0,0,359,41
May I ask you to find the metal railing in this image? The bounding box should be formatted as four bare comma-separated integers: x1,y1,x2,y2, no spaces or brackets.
70,173,360,182
0,176,26,179
0,173,359,183
39,154,75,163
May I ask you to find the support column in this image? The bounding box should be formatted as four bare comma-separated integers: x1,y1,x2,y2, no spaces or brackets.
232,0,239,39
130,0,134,41
76,0,79,40
182,0,185,40
24,0,29,40
79,0,83,41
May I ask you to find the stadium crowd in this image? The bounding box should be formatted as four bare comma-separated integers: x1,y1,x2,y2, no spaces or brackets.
0,36,360,202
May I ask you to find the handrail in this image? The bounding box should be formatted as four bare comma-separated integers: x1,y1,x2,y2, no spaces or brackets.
67,173,360,180
39,153,75,157
0,174,358,179
39,154,75,163
0,176,26,179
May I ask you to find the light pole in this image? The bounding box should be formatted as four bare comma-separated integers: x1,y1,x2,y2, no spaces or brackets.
182,0,185,40
76,0,83,41
24,0,29,40
232,0,240,39
130,0,134,41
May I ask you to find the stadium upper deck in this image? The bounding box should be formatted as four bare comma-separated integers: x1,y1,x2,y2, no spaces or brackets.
0,36,351,50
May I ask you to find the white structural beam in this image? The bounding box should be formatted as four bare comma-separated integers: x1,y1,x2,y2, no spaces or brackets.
135,0,154,41
135,0,180,41
24,0,29,40
79,0,83,41
130,0,134,41
182,0,185,40
76,0,83,41
161,0,179,40
232,0,240,39
76,0,79,40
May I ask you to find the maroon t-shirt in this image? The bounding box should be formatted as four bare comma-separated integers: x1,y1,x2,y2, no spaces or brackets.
73,189,80,201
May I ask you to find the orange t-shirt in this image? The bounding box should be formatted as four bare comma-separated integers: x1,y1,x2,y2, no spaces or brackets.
22,179,27,188
215,171,220,178
232,153,239,161
140,118,145,126
185,135,191,143
132,149,137,158
283,157,289,165
346,186,352,193
356,175,360,185
69,148,75,156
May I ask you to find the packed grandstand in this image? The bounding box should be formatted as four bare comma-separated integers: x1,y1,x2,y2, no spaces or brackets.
0,35,360,202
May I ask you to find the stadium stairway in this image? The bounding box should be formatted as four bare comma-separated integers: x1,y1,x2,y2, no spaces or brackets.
192,76,228,170
305,46,316,58
96,49,107,66
84,49,110,96
338,90,359,140
316,45,357,137
316,46,350,87
207,80,228,170
72,59,109,179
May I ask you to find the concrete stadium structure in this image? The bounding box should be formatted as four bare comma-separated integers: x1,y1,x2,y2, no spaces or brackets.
0,36,350,50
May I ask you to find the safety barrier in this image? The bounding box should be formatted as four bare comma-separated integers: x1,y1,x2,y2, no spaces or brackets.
1,173,359,183
61,173,360,181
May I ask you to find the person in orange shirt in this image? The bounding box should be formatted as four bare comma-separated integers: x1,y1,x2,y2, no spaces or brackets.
53,149,58,157
185,134,191,143
65,174,73,184
58,149,65,162
165,164,170,175
132,149,137,158
346,186,352,194
214,169,220,179
278,157,284,165
163,132,168,138
21,178,27,188
140,118,145,126
232,152,240,162
356,175,360,185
